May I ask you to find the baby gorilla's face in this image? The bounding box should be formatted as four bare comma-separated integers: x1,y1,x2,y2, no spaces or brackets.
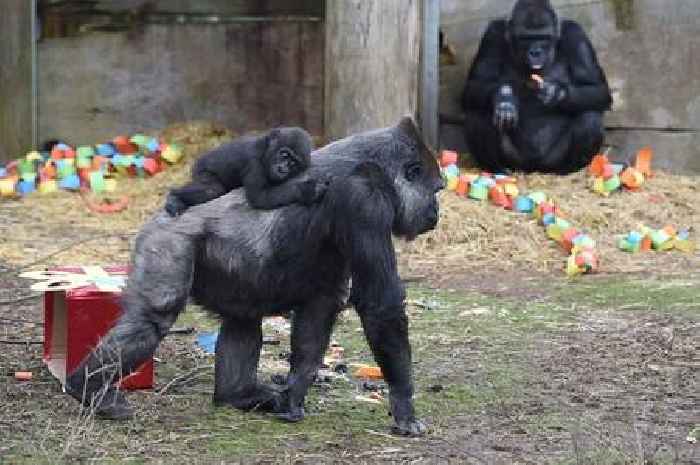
265,127,313,184
268,147,304,183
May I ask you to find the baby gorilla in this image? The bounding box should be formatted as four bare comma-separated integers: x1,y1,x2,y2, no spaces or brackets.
165,127,325,216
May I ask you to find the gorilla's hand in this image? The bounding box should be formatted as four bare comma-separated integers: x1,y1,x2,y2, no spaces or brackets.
298,178,329,205
164,194,187,217
536,80,568,107
492,84,519,131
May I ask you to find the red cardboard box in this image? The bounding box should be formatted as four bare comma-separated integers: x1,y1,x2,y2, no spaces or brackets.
42,266,153,390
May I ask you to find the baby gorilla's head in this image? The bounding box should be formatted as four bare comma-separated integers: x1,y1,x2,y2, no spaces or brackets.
265,127,314,184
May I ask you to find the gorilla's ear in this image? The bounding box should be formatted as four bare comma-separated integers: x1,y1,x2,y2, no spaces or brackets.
397,115,417,133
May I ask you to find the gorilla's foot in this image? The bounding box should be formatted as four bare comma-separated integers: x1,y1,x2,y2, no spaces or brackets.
94,389,134,420
65,382,134,420
214,384,289,414
275,405,305,423
392,418,427,437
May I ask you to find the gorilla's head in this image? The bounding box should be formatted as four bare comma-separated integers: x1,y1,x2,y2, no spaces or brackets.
507,0,559,73
390,117,444,240
264,127,314,184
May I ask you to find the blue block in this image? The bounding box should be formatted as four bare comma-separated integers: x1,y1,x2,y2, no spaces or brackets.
59,174,81,190
196,331,218,354
134,156,144,168
443,164,460,178
97,143,116,157
55,143,70,151
146,138,160,153
542,213,556,226
0,167,6,178
628,231,643,243
18,180,36,195
514,196,534,213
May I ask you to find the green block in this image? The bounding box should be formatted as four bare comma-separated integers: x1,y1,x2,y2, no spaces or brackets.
468,184,489,200
76,146,95,158
603,175,621,192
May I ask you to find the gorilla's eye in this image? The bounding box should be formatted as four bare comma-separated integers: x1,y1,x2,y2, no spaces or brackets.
405,162,423,181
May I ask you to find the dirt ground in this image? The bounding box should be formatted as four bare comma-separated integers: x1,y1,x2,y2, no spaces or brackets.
0,126,698,464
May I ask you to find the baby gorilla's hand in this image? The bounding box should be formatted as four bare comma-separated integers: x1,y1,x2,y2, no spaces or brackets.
299,178,330,205
164,194,187,217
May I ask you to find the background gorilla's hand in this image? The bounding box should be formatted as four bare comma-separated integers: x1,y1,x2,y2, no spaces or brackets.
492,84,519,131
536,80,568,107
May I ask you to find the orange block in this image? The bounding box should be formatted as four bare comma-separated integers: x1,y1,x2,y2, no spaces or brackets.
489,185,510,208
14,371,32,381
353,365,384,380
640,236,652,251
635,147,653,178
662,225,677,237
455,175,469,196
620,167,643,189
588,154,608,177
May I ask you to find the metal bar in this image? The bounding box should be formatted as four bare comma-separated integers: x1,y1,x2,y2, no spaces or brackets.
31,0,39,148
419,0,440,150
144,13,322,24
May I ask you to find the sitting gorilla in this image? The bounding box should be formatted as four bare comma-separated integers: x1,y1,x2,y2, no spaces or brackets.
64,117,443,436
462,0,612,174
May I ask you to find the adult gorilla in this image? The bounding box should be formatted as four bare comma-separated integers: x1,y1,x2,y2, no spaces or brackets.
462,0,612,174
64,117,443,436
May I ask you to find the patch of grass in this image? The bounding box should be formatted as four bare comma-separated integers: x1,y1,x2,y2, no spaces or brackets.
555,276,700,316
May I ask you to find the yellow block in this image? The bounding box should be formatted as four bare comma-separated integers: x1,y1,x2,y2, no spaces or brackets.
502,183,519,198
161,145,183,164
26,151,42,161
446,176,459,191
38,179,58,194
0,178,16,197
104,178,117,192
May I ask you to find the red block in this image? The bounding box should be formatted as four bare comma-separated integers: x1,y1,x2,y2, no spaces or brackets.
43,266,153,390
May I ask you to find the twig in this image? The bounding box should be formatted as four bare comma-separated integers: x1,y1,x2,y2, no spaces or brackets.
0,294,41,305
157,364,213,395
0,316,41,324
0,339,43,345
168,326,195,335
0,232,136,275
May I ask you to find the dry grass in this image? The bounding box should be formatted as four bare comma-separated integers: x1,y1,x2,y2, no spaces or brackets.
0,121,698,279
401,169,700,277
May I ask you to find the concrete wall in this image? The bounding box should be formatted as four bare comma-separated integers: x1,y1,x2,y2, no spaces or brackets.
324,0,421,142
440,0,700,173
38,0,324,144
0,1,34,162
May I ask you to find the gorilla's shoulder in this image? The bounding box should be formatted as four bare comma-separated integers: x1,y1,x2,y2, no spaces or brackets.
559,19,587,39
485,19,507,36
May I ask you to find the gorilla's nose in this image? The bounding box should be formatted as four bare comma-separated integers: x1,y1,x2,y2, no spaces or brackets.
529,49,543,59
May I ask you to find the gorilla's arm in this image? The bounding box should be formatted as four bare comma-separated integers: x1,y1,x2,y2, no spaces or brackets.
462,20,510,112
243,161,320,209
327,162,422,435
557,20,613,113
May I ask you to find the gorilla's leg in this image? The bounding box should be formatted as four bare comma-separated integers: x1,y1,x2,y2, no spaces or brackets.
213,317,286,412
538,111,604,174
464,110,518,173
165,173,227,216
65,230,196,419
64,292,184,419
278,295,343,422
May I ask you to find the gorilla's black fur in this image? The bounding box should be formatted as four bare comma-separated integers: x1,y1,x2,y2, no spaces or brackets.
65,117,443,436
462,0,612,174
165,127,325,216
